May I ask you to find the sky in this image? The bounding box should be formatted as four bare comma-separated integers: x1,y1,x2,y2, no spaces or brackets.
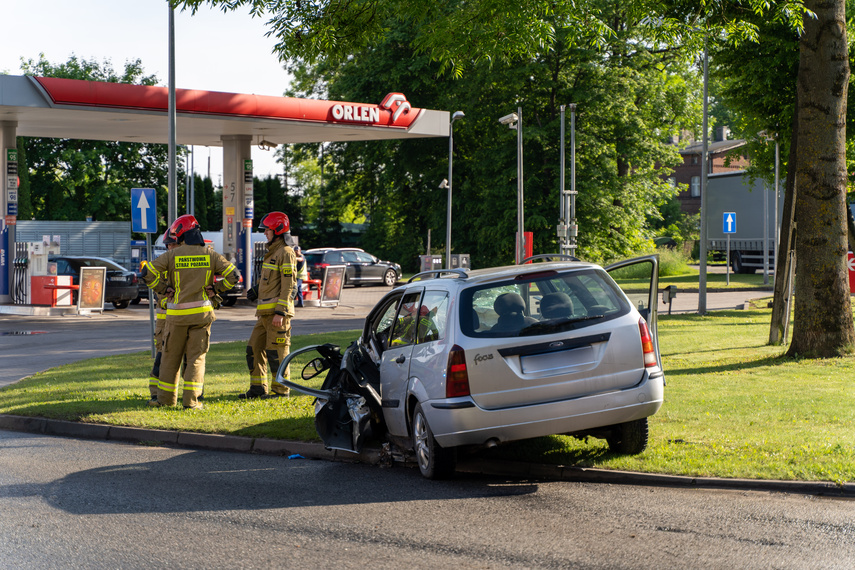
0,0,293,181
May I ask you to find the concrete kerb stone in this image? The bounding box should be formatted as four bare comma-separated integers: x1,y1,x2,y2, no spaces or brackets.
3,413,854,496
43,419,111,440
109,425,179,445
0,414,47,434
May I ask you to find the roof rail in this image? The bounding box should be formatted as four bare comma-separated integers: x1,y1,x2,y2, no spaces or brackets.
520,253,581,264
407,268,469,283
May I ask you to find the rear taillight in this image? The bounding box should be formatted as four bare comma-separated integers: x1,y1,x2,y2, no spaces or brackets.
638,318,657,368
446,345,471,398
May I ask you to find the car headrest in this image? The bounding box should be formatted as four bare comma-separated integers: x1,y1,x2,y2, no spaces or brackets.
540,292,574,319
494,292,526,316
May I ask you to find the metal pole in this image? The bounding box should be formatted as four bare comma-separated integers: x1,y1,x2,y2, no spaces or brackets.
185,148,190,214
698,37,709,314
446,111,464,270
774,138,780,262
726,234,731,286
167,4,177,226
189,146,195,216
559,106,566,255
517,106,524,264
763,178,769,284
570,104,577,258
146,234,155,358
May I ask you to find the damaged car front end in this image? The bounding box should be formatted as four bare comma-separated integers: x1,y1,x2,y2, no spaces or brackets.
276,342,385,454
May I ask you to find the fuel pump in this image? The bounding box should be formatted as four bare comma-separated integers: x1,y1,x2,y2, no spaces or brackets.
11,241,29,304
28,239,70,307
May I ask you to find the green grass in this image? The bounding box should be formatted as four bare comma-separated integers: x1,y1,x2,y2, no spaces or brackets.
2,313,854,483
0,331,355,442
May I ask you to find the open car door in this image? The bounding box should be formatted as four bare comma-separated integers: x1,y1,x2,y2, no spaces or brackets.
605,255,660,365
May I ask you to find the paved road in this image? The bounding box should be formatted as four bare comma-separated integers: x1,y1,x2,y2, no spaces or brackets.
0,286,769,387
2,429,853,569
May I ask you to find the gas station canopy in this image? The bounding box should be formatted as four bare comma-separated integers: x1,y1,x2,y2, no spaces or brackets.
0,75,449,146
0,74,450,304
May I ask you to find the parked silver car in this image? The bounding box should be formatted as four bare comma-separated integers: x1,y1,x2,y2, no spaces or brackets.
281,255,663,479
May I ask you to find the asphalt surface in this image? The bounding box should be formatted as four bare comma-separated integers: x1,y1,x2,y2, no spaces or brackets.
4,283,851,496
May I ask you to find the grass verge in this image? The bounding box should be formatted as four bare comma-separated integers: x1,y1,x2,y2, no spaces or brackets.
2,312,853,483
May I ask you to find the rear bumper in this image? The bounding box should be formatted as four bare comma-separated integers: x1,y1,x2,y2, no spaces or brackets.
107,286,139,302
425,370,665,448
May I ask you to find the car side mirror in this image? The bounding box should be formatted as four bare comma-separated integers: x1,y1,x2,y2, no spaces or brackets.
301,357,330,380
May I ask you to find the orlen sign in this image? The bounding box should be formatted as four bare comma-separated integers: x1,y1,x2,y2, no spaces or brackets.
331,93,412,126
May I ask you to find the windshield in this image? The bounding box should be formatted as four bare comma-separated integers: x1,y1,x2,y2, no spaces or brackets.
459,268,629,338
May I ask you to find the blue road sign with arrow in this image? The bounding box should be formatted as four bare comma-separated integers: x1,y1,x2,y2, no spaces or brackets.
131,188,156,233
722,212,737,234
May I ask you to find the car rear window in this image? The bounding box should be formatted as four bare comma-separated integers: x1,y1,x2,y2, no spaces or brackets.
304,253,324,265
459,268,629,338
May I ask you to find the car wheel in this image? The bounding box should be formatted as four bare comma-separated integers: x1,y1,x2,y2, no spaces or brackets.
411,403,456,479
606,417,649,455
112,300,130,310
130,297,141,305
220,296,237,307
383,269,397,287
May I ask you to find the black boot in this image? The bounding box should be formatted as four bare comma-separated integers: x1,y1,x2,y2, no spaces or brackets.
238,386,266,399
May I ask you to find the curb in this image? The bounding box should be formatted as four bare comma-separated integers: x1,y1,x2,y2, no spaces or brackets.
1,413,852,496
0,413,380,465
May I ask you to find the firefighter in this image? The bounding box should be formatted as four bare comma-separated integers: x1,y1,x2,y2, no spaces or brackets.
241,211,297,399
146,233,178,403
142,214,240,409
294,245,308,308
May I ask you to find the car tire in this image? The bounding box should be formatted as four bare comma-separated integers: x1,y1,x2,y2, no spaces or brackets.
130,297,141,305
606,417,649,455
112,300,130,310
383,269,397,287
220,296,237,307
411,403,456,479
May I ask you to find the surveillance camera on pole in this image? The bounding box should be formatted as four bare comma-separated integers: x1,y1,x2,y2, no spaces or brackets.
498,113,518,127
439,179,448,189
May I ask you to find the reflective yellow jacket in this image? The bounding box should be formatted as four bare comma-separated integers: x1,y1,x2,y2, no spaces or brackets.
255,238,296,318
145,243,240,325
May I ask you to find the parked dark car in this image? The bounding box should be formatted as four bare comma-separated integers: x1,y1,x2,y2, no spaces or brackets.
303,247,401,287
50,256,139,309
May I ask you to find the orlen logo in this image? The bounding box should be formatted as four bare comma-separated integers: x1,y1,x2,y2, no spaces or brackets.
330,93,412,126
380,93,411,123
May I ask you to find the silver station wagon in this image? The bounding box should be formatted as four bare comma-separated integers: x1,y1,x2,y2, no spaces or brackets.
281,255,664,479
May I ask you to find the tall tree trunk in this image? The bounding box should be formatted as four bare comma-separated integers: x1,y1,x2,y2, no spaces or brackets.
788,0,854,357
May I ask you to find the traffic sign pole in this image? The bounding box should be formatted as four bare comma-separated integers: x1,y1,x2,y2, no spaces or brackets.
722,212,737,285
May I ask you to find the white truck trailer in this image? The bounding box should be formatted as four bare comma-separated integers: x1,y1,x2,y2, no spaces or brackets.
706,171,782,274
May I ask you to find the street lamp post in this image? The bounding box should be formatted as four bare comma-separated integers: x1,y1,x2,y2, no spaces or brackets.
499,108,524,264
445,111,465,270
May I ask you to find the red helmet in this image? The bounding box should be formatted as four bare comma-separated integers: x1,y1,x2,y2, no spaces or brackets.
169,214,199,241
259,211,289,235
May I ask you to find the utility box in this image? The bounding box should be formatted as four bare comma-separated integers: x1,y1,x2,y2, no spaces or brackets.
450,254,470,269
31,275,73,306
419,255,443,272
